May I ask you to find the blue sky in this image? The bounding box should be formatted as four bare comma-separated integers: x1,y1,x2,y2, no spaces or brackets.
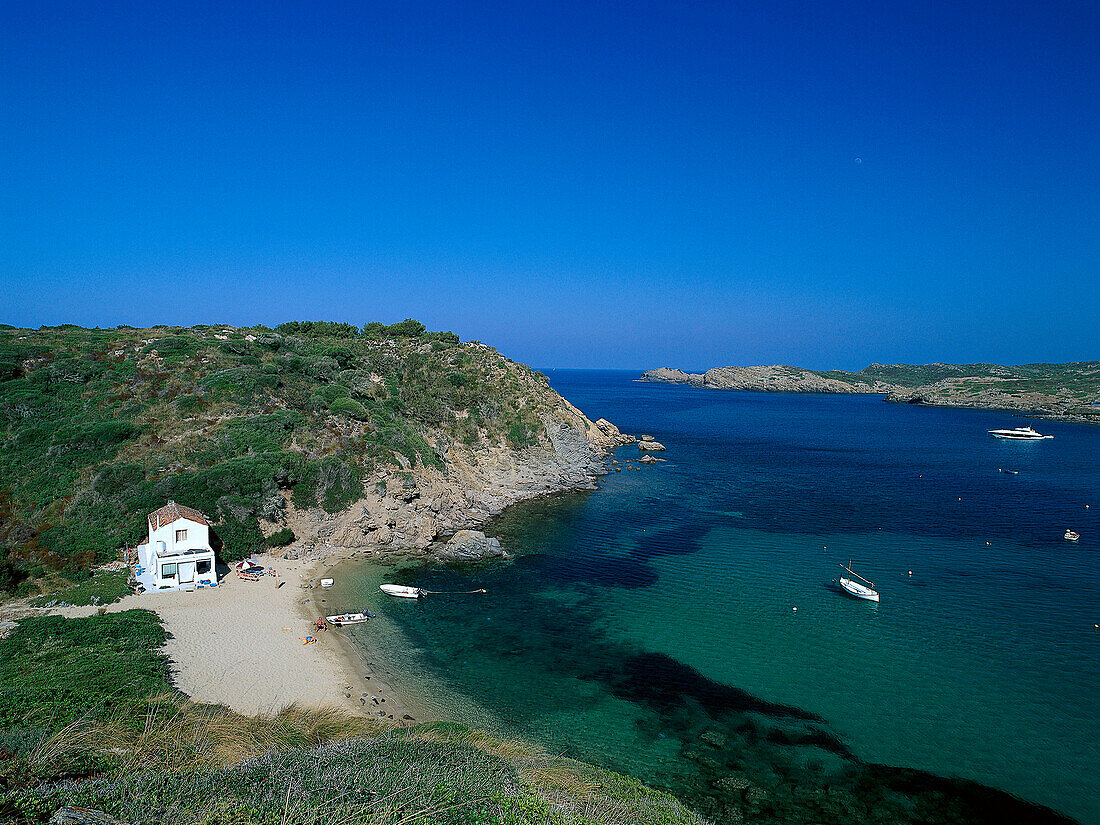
2,1,1096,369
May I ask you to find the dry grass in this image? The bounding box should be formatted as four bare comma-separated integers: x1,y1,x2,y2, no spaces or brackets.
27,692,385,777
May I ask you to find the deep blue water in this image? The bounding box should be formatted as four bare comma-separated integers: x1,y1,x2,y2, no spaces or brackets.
339,371,1100,824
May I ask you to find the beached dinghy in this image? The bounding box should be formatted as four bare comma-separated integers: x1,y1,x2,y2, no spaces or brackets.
838,561,880,602
380,584,426,599
326,610,375,626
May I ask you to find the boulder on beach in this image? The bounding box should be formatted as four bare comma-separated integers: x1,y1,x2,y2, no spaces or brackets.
436,529,509,561
638,439,666,452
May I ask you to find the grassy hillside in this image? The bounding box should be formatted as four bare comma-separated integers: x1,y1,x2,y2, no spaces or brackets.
0,611,704,825
0,322,557,596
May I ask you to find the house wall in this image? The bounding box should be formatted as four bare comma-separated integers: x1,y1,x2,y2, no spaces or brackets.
146,517,215,588
149,517,210,556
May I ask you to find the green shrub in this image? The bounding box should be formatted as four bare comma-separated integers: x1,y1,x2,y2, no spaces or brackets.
31,570,131,607
291,456,363,513
141,334,199,361
211,519,266,562
275,321,360,338
0,610,169,728
328,396,369,420
0,546,27,594
200,367,277,402
265,527,295,547
173,393,205,414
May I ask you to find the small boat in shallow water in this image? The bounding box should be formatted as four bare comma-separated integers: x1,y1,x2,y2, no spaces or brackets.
326,610,375,625
379,584,488,599
380,584,426,599
838,561,880,602
1064,530,1080,542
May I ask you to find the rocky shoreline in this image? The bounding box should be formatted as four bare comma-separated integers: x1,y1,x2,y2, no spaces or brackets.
640,363,1100,425
276,405,635,564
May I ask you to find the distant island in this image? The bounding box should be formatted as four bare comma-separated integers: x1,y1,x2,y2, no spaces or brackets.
640,362,1100,423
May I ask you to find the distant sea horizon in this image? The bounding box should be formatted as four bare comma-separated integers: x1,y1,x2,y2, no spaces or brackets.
336,370,1100,824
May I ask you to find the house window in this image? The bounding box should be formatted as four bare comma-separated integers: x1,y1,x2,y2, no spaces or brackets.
161,563,177,579
175,529,188,542
197,560,211,575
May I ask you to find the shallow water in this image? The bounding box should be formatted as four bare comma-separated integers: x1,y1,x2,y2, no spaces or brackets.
337,372,1100,824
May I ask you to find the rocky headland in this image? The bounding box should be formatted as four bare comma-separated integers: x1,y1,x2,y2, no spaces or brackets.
640,362,1100,423
0,322,635,592
283,405,634,562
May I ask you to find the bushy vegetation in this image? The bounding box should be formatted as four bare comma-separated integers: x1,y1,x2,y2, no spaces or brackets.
0,323,555,593
0,611,169,732
854,360,1100,396
0,612,704,825
264,526,295,547
30,570,130,607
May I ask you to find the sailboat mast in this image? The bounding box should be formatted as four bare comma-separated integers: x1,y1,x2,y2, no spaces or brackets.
839,562,874,587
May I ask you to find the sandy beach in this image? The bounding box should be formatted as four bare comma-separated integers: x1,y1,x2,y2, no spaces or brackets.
52,554,417,722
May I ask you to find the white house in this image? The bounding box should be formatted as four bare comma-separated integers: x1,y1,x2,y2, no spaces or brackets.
135,500,217,592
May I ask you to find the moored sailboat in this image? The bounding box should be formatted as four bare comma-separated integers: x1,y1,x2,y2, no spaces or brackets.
838,561,880,602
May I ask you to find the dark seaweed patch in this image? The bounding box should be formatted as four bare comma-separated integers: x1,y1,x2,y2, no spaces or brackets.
596,651,822,723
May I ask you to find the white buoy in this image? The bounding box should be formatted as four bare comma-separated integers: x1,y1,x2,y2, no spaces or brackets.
792,607,797,611
908,570,913,576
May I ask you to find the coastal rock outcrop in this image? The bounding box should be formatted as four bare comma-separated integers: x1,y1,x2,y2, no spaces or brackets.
640,361,1100,424
280,366,635,560
436,529,509,561
640,365,890,394
638,439,666,452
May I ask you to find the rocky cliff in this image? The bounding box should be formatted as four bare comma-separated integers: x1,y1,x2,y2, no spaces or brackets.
287,388,634,559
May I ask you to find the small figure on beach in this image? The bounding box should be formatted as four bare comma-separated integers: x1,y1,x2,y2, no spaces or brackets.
316,617,327,632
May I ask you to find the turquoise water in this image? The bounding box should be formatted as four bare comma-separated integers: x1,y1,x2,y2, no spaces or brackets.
338,372,1100,824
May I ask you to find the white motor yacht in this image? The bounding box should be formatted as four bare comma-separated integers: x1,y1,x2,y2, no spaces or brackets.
987,426,1053,440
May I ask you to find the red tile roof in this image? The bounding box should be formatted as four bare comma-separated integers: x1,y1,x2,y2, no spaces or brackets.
148,500,210,530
